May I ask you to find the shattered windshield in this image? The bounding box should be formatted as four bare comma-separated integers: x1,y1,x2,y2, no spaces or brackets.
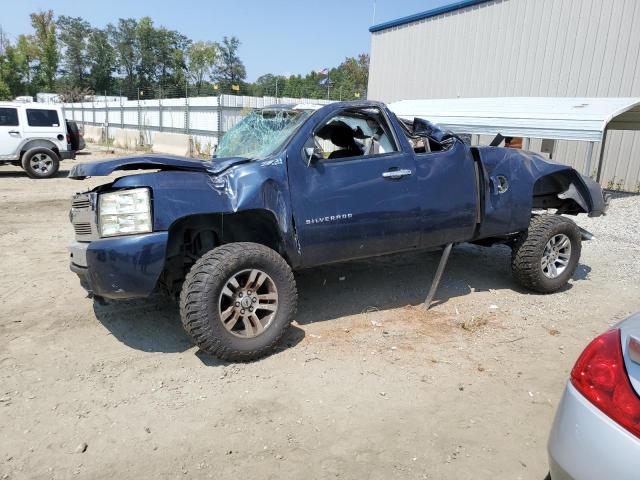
214,109,312,160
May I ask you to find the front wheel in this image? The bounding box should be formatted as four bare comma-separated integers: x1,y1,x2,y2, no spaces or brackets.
21,147,60,179
179,242,297,361
511,215,582,293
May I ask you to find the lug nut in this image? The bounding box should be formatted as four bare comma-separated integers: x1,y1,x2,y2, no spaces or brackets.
249,307,253,312
247,290,252,295
239,292,243,298
252,297,257,303
235,302,240,307
241,309,245,314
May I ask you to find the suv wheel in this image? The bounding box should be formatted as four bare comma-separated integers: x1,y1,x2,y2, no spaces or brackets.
179,242,297,361
21,147,60,179
511,215,582,293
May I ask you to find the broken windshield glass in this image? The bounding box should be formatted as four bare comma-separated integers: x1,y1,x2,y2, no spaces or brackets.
215,109,312,160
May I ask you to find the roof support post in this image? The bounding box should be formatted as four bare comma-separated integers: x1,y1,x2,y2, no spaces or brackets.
584,141,595,177
523,137,530,150
596,128,609,183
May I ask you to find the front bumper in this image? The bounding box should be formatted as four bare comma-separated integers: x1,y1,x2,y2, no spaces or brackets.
69,231,168,299
548,382,640,480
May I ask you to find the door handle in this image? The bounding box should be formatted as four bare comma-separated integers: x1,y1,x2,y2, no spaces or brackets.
8,130,20,135
382,168,412,179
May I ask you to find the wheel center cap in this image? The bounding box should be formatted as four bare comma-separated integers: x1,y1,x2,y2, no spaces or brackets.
241,297,252,308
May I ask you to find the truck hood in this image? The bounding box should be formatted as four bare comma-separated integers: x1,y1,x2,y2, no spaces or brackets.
68,154,250,179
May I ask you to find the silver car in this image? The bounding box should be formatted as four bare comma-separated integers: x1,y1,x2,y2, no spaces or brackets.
548,312,640,479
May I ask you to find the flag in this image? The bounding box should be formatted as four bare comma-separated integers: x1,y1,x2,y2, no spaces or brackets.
231,84,240,91
319,77,330,86
318,68,328,75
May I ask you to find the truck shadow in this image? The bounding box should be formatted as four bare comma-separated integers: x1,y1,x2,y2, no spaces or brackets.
0,169,71,179
92,295,305,362
294,243,590,325
91,243,590,357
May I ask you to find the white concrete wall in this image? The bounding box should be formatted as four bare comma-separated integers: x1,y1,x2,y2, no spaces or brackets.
368,0,640,191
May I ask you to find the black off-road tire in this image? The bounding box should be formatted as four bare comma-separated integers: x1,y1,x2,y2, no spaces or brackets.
511,215,582,293
21,147,60,179
179,242,297,361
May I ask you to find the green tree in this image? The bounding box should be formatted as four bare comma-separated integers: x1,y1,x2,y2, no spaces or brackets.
57,16,91,89
252,74,287,97
15,35,39,94
87,28,115,93
213,36,246,93
30,10,58,91
135,17,156,94
188,41,217,95
155,27,190,93
107,18,138,96
0,77,11,100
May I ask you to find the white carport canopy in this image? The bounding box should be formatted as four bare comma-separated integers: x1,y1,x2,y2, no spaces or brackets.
388,97,640,180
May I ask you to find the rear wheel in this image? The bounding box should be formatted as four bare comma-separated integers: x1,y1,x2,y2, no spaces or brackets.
511,215,582,293
179,242,297,361
21,147,60,179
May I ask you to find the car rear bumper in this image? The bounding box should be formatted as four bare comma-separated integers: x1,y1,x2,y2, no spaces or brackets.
548,382,640,480
60,149,75,160
69,232,168,299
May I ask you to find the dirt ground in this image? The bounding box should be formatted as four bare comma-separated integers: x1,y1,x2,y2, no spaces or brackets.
1,147,639,480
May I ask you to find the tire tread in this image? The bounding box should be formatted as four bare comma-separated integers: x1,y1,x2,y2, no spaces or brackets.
179,242,297,361
511,215,581,293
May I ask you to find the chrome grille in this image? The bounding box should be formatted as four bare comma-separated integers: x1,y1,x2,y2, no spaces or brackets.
73,223,92,235
72,198,90,209
70,192,99,241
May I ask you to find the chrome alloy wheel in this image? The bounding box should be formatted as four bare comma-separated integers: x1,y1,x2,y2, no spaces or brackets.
29,153,55,175
218,269,278,338
541,234,572,279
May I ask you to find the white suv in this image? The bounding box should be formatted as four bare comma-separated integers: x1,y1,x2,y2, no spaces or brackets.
0,102,75,178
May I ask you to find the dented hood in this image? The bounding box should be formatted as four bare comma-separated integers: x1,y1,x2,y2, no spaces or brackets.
68,154,250,179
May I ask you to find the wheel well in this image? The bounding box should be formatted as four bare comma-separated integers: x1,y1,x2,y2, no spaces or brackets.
161,209,285,296
532,171,589,215
20,141,60,160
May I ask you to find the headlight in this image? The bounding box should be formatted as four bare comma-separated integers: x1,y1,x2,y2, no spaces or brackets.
98,188,152,237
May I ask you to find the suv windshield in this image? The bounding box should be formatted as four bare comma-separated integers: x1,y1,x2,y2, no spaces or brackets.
214,108,312,160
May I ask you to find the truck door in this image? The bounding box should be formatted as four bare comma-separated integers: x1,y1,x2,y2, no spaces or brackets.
0,107,22,159
413,141,478,248
288,106,420,267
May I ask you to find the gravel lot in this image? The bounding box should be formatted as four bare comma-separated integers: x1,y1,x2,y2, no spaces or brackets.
1,148,639,480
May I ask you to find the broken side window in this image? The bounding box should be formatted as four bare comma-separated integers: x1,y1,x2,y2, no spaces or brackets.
396,116,457,154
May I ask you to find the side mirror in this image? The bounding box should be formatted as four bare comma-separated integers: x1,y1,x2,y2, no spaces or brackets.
304,146,322,166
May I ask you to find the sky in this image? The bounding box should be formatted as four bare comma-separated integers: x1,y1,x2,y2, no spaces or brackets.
0,0,452,81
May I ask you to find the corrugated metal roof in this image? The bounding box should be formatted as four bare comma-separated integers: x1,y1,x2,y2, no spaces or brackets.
388,97,640,142
369,0,491,33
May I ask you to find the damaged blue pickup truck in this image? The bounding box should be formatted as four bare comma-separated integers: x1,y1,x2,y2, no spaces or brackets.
68,100,607,360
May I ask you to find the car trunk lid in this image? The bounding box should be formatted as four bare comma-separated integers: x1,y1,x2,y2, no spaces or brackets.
619,312,640,397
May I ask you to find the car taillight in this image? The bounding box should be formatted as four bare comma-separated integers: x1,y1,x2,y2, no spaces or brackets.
571,329,640,438
66,134,71,143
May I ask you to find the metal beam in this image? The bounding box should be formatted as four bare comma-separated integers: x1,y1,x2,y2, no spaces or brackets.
596,129,609,183
424,243,454,310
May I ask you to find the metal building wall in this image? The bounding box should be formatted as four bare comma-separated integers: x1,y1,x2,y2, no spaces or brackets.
368,0,640,191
